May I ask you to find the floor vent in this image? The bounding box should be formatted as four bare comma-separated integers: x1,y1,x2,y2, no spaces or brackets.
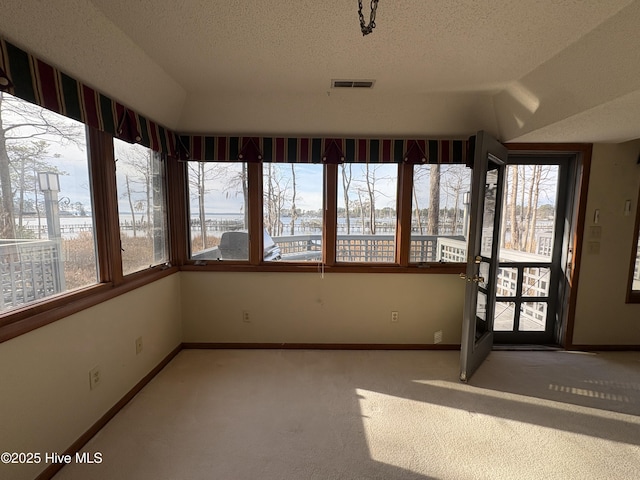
331,79,375,89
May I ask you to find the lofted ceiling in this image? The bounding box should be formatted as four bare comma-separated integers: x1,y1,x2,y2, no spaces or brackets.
2,1,640,142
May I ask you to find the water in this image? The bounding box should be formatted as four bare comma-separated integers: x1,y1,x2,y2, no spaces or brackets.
18,212,463,240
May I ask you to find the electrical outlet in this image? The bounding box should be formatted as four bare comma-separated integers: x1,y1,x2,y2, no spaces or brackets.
242,310,250,323
391,311,399,323
89,366,101,390
135,336,143,355
434,330,443,344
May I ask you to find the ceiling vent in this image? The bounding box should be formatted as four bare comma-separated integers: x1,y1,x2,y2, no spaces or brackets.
331,79,375,89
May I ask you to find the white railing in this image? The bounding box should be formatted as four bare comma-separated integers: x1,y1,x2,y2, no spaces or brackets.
274,234,461,263
0,239,63,310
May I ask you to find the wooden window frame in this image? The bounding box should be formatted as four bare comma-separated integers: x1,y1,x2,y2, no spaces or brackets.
0,127,178,344
181,161,466,275
113,139,172,276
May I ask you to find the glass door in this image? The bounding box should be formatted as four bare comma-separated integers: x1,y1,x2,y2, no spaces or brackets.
493,158,569,344
460,132,507,382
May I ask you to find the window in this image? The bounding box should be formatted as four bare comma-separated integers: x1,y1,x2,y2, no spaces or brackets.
0,39,179,339
187,162,249,261
410,164,472,262
0,92,97,313
183,160,474,269
337,164,398,263
263,164,323,262
628,190,640,302
0,89,176,342
114,139,168,274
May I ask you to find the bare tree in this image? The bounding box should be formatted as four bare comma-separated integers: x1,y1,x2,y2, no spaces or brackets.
8,140,65,234
441,166,470,235
522,165,536,252
187,162,217,249
340,164,353,233
500,174,509,248
186,162,249,251
412,166,431,235
525,165,555,253
289,164,297,235
123,174,138,237
263,164,290,236
0,92,82,238
364,164,377,234
350,164,392,235
222,163,249,229
206,163,250,230
264,163,275,235
115,142,162,242
356,187,368,234
427,164,440,235
508,164,520,249
120,145,154,231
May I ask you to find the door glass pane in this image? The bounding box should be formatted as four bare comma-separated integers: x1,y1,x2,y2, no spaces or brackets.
475,291,487,322
114,139,168,274
480,168,499,257
263,164,323,262
633,236,640,291
501,165,559,261
475,291,488,338
478,261,489,289
494,302,515,331
496,267,517,297
337,164,397,263
187,162,249,261
519,302,548,331
410,164,472,262
522,267,550,297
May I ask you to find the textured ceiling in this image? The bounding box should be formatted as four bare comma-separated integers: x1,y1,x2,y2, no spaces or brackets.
2,0,640,142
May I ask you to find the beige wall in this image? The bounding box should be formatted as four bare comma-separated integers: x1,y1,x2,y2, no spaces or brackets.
181,272,465,345
0,274,182,480
573,141,640,344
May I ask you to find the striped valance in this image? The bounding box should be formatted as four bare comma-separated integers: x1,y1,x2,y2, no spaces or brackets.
0,37,178,157
0,36,471,165
179,136,471,164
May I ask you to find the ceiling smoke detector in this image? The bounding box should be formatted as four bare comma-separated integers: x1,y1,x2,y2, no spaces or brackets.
331,79,375,89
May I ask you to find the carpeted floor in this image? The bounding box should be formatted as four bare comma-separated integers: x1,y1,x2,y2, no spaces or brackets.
54,349,640,480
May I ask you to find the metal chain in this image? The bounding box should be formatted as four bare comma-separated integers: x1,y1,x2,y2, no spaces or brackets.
358,0,379,36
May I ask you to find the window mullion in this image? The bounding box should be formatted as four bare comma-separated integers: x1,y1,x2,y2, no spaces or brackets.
324,164,338,266
87,127,123,285
397,163,413,266
166,157,187,266
248,162,263,265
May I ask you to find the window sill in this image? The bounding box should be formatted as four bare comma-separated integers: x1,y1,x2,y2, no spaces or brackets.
181,262,466,275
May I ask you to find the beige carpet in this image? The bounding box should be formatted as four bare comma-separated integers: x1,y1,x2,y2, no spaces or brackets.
54,349,640,480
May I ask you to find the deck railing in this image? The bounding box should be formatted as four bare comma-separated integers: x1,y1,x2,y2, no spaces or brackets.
273,234,466,263
0,239,63,310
